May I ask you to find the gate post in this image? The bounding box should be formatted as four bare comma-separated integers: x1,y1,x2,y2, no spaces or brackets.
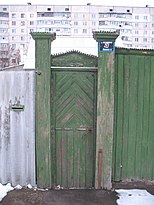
31,32,56,188
93,31,119,189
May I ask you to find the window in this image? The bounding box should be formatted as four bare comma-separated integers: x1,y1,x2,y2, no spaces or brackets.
144,23,148,28
0,28,8,33
49,28,53,32
99,21,106,26
12,36,15,40
12,29,16,33
74,29,78,33
135,23,139,27
152,16,154,21
30,21,34,25
144,16,148,20
83,22,87,26
83,14,85,18
82,29,87,33
12,44,16,48
144,30,147,35
20,21,25,26
92,21,96,26
135,38,138,42
21,29,24,33
12,59,16,64
21,13,25,18
152,24,154,28
20,44,25,48
0,43,8,47
21,36,25,41
135,15,139,20
143,38,147,42
74,21,78,26
30,13,34,18
3,8,7,11
135,30,139,34
151,38,154,43
12,13,16,18
92,14,95,18
152,31,154,35
30,28,34,32
47,8,51,11
65,8,69,11
12,21,16,26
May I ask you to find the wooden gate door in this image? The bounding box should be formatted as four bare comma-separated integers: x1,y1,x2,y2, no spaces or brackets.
51,68,97,188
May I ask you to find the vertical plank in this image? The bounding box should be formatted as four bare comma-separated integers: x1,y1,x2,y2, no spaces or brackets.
134,56,144,179
141,56,151,178
121,54,130,180
67,130,74,187
148,56,154,179
114,54,124,181
127,54,138,178
56,130,62,186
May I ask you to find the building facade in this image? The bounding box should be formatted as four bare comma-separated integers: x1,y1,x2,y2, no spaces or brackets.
0,4,154,61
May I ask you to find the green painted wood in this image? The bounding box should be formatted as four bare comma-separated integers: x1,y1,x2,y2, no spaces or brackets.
93,31,119,190
31,32,56,188
52,69,97,188
113,50,154,182
51,51,98,67
113,54,124,181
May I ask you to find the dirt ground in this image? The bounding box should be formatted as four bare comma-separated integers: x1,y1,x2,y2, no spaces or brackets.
1,181,154,205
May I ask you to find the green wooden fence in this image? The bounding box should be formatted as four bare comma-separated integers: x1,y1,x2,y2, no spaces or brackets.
113,48,154,182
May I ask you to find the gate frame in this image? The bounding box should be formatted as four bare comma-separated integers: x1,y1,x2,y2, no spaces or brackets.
32,31,119,189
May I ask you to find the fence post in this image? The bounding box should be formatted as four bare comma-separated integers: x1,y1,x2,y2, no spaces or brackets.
93,31,119,190
31,32,56,188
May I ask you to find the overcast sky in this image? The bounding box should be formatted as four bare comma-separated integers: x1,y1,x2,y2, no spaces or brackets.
1,0,154,7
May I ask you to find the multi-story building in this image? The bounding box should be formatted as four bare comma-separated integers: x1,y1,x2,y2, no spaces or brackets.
0,4,154,64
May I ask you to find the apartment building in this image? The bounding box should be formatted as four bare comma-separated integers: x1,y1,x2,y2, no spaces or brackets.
0,4,154,64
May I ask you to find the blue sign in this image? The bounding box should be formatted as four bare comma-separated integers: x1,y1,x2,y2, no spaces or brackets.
99,41,115,52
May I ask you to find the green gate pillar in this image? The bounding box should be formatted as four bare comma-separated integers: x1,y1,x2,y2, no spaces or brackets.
93,31,119,190
31,32,56,188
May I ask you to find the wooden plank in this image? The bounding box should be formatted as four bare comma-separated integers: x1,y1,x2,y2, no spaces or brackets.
121,54,130,180
141,56,151,178
56,130,62,186
67,130,74,187
112,54,118,181
127,54,138,178
148,56,154,179
134,56,144,179
114,54,124,181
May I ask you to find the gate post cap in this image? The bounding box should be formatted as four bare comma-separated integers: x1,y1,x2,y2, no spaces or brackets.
93,30,119,42
31,32,56,42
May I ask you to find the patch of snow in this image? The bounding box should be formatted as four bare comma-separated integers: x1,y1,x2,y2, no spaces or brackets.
27,184,33,189
15,185,22,190
116,189,154,205
0,183,14,202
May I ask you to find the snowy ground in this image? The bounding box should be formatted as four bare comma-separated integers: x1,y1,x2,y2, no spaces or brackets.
1,183,154,204
116,189,154,205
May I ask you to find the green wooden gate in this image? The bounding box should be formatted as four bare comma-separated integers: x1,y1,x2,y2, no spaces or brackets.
113,48,154,182
51,68,97,188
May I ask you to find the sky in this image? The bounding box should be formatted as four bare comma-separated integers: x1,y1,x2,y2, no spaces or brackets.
1,0,154,7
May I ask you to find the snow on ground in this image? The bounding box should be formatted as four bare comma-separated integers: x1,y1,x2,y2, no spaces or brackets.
116,189,154,205
0,183,14,202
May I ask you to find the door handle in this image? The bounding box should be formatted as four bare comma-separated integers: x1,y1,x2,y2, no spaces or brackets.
76,127,92,132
